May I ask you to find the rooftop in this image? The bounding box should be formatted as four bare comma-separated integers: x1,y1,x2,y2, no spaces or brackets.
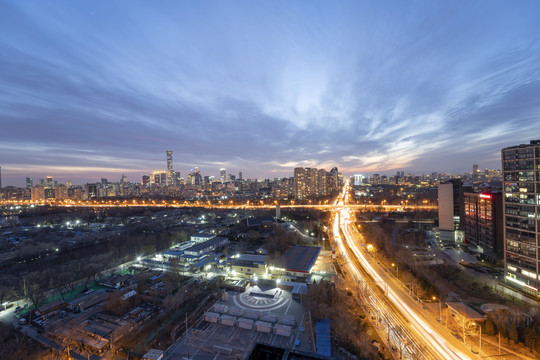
279,245,321,273
184,236,228,253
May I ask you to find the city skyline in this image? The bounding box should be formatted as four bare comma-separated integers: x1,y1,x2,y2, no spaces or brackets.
2,1,540,186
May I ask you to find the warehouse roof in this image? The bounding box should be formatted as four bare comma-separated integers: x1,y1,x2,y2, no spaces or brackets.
279,245,321,273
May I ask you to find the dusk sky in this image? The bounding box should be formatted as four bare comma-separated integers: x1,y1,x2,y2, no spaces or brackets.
1,1,540,186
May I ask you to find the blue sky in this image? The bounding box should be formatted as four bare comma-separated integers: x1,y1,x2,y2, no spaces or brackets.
1,0,540,185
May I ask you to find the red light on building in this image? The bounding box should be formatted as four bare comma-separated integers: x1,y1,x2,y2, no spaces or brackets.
480,193,492,199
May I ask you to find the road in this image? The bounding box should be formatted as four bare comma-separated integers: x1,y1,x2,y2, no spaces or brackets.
333,181,474,360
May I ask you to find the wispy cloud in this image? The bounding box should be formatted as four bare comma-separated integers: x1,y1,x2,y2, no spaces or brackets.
1,1,540,185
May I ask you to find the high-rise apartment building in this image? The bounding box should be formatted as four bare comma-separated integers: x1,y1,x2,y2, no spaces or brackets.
294,167,306,200
318,169,328,196
55,185,68,200
294,167,339,200
26,177,33,189
31,186,45,201
166,150,174,186
502,140,540,295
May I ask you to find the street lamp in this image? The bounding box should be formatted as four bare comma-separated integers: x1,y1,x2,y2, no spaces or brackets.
391,263,399,278
433,296,442,322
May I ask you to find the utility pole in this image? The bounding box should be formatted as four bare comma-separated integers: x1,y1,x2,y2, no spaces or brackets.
498,332,501,356
479,324,482,355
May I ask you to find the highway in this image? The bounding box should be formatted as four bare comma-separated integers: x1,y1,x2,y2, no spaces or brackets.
333,181,475,360
1,199,436,212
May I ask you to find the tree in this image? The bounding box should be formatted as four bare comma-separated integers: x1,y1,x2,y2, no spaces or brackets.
508,321,519,343
483,317,497,336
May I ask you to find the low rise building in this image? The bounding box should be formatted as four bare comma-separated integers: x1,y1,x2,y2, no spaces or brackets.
184,236,228,257
231,254,267,277
271,245,321,280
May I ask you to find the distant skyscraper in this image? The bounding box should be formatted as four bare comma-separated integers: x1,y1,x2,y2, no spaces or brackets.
142,175,150,186
26,177,33,189
502,140,540,296
45,176,53,188
0,166,2,190
238,171,242,180
166,150,174,186
220,168,226,183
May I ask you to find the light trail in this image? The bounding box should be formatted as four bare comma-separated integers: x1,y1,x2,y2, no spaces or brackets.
334,181,473,360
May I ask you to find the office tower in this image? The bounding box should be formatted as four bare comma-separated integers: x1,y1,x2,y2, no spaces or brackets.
101,178,108,186
220,168,226,183
84,184,97,200
142,175,150,186
174,171,181,186
238,171,243,180
26,177,33,189
438,179,468,244
463,191,503,263
372,174,381,185
120,174,128,184
166,150,174,186
45,176,53,188
502,140,540,295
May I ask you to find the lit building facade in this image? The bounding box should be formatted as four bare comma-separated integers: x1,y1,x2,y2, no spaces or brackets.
438,179,468,244
294,167,339,200
463,191,503,263
502,140,540,295
166,150,174,186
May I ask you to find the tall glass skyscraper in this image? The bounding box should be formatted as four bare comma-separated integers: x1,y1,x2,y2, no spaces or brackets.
166,150,174,186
